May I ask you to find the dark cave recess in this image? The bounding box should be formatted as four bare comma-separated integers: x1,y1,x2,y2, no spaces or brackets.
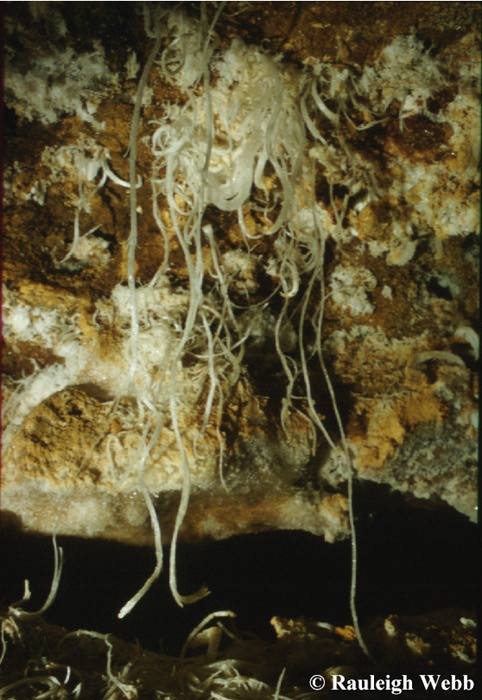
0,484,478,655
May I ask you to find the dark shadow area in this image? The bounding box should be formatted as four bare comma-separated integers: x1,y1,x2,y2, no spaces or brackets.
0,484,478,655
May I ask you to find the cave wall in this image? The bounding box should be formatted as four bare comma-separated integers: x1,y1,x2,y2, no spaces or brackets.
2,2,479,555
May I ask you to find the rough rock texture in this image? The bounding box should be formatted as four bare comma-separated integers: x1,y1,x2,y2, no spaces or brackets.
1,3,479,695
2,3,479,551
0,604,477,698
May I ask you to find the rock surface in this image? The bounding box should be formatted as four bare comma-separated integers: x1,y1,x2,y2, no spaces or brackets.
0,604,476,698
2,2,479,555
2,3,479,694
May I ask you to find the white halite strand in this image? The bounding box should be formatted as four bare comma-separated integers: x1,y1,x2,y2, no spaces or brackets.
126,5,164,391
114,5,174,621
38,139,141,263
149,31,378,652
160,11,212,89
153,38,305,230
9,535,63,619
454,327,479,361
